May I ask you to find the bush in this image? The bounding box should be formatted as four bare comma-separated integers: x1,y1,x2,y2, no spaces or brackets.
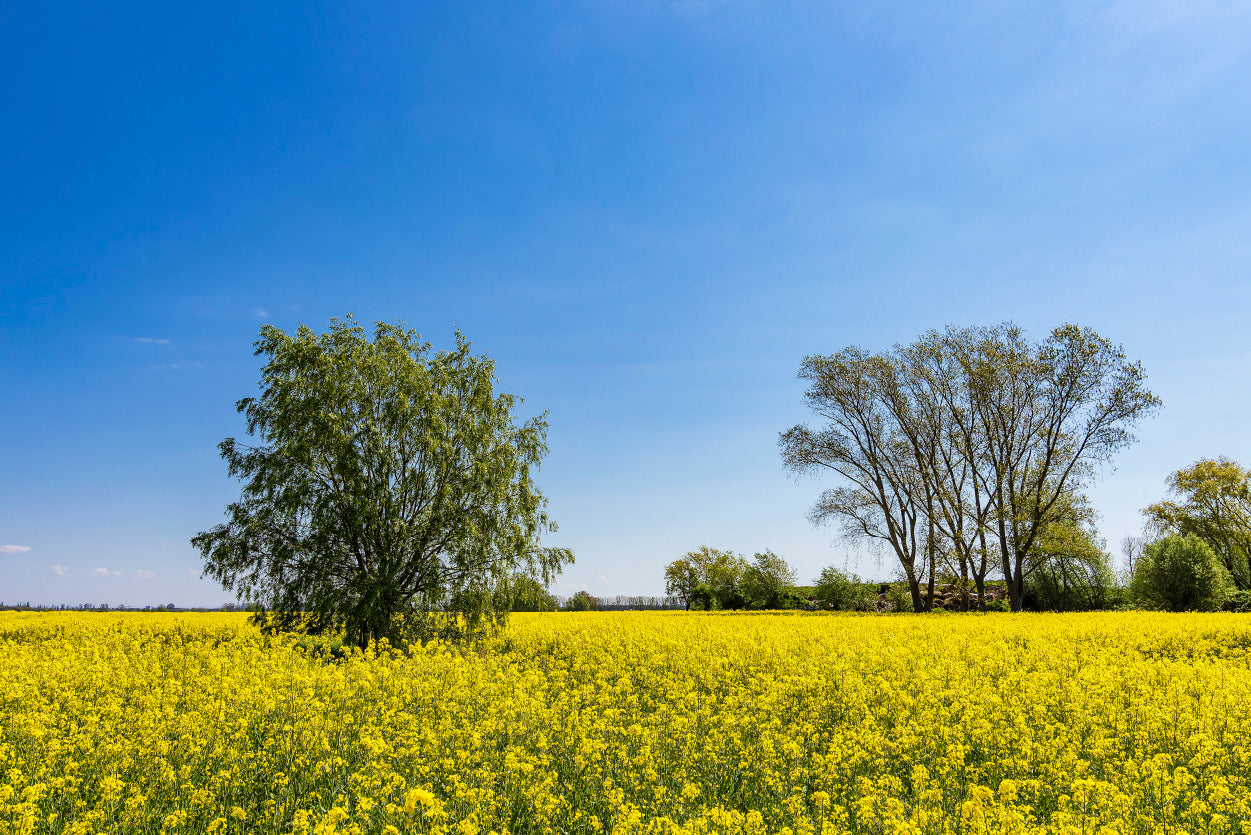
563,591,599,612
1130,535,1234,612
741,551,799,610
813,566,865,611
884,583,914,613
773,588,810,610
1220,590,1251,613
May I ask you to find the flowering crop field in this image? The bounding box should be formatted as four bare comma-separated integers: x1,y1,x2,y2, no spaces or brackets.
3,612,1251,835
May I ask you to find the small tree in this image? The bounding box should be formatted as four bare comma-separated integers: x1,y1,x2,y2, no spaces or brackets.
564,590,598,611
813,565,865,611
704,552,749,609
741,550,798,609
1028,533,1117,611
192,316,573,649
663,546,748,610
1144,458,1251,590
1130,535,1232,612
1026,491,1116,611
663,558,700,611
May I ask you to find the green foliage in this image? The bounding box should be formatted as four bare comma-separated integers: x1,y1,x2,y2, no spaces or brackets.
772,588,810,610
291,633,351,661
1144,457,1251,590
813,566,866,611
1028,553,1117,611
1220,590,1251,613
563,590,598,612
1026,493,1117,611
663,558,700,611
1129,535,1234,612
498,575,558,612
884,583,914,613
664,546,749,610
705,552,749,610
192,316,573,650
741,550,799,609
664,547,805,610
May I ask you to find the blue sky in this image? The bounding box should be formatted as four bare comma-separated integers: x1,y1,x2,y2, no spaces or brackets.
3,0,1250,606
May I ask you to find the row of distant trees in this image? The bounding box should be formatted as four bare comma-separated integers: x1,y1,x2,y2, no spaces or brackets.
494,577,680,612
656,456,1251,614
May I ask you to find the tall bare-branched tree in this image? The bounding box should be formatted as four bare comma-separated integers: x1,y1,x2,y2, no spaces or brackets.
894,331,999,610
964,324,1159,610
782,323,1160,612
779,349,935,611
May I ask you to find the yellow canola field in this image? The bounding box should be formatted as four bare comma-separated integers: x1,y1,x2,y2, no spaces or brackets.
3,612,1251,835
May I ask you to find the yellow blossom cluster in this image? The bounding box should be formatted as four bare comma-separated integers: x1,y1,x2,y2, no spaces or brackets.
2,611,1251,834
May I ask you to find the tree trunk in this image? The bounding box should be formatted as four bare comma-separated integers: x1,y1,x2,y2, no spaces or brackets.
903,560,925,613
924,565,935,613
908,578,924,612
1007,557,1025,612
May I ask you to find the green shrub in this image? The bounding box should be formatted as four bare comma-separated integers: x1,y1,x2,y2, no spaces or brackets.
884,584,914,613
813,566,865,611
1220,590,1251,613
563,591,599,612
1027,550,1118,611
1130,535,1234,612
773,588,810,610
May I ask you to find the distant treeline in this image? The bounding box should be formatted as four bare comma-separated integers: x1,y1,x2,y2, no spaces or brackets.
550,594,684,611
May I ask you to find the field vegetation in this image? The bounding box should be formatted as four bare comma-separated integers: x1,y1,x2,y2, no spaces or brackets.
4,611,1251,834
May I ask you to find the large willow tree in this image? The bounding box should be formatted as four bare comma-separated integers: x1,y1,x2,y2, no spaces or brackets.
192,316,573,649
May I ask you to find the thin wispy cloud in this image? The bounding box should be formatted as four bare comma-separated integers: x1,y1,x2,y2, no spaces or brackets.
89,567,122,577
135,337,171,345
135,569,156,579
1,544,31,554
51,564,68,576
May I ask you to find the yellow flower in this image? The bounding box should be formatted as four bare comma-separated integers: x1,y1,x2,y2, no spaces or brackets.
404,787,437,814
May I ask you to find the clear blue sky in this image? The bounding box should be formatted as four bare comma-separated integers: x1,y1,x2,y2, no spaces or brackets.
3,1,1250,607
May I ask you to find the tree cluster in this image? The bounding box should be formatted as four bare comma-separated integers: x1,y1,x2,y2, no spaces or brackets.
663,546,805,610
1143,458,1251,592
780,323,1160,612
1125,457,1251,612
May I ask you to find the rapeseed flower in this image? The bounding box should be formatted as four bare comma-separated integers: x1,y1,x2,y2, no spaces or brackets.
2,611,1251,833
